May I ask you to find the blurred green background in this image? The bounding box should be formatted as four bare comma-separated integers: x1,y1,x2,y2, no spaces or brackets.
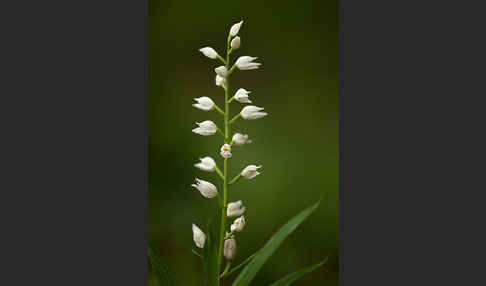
149,0,338,285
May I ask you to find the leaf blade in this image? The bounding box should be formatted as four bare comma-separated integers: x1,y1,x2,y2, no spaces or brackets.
232,200,321,286
203,219,219,286
148,242,174,286
268,256,329,286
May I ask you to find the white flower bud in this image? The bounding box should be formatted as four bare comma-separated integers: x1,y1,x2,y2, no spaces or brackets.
220,143,232,159
232,133,252,146
229,20,244,37
192,120,217,136
215,66,228,78
241,165,262,179
227,200,246,217
191,178,218,198
240,106,267,120
215,74,226,88
192,223,206,248
193,97,215,111
194,156,216,172
233,88,252,103
231,36,241,50
224,234,237,260
198,47,218,59
235,56,261,70
230,215,246,232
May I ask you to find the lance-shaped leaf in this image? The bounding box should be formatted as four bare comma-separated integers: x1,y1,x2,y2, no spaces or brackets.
268,256,329,286
232,200,321,286
148,242,174,286
203,219,219,286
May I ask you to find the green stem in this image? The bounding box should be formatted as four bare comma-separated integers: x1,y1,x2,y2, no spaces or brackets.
228,64,237,75
217,34,233,285
217,128,225,138
220,261,231,278
214,104,225,115
228,174,241,185
191,248,203,259
221,251,259,278
229,113,241,124
216,54,227,65
224,230,235,240
214,165,224,180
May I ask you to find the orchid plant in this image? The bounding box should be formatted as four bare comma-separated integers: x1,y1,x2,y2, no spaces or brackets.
148,20,328,286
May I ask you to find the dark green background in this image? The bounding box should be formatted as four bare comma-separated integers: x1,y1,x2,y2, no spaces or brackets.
149,0,338,285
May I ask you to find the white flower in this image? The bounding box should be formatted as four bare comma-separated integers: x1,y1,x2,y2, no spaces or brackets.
231,36,241,50
232,133,252,146
192,120,217,136
215,74,226,88
194,157,216,172
198,47,218,59
227,200,246,217
224,234,237,260
241,106,267,120
233,88,252,103
193,97,215,111
220,143,232,159
241,165,262,179
191,178,218,198
215,66,228,78
229,20,244,37
235,56,261,70
192,223,206,248
230,215,246,232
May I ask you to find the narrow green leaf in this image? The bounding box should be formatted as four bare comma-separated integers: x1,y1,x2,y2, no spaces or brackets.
222,251,259,278
232,200,321,286
148,242,174,286
268,256,329,286
203,219,219,286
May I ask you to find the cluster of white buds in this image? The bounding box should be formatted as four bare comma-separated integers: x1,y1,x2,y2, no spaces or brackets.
192,120,218,136
241,106,267,120
241,165,262,179
192,20,267,267
234,88,252,103
224,232,237,260
220,143,232,158
194,157,216,172
227,200,246,217
193,97,215,111
192,223,206,248
231,215,246,232
191,178,218,198
232,133,251,146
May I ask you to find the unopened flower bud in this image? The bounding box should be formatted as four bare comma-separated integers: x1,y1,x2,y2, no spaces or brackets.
232,133,252,146
215,74,226,88
192,223,206,248
215,66,228,78
229,20,243,37
220,143,232,159
198,47,218,59
194,157,216,172
191,178,218,198
224,234,236,260
230,215,246,232
241,165,262,179
227,200,246,217
192,120,217,136
235,56,261,70
231,36,241,50
234,88,252,103
193,97,215,111
241,106,267,120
